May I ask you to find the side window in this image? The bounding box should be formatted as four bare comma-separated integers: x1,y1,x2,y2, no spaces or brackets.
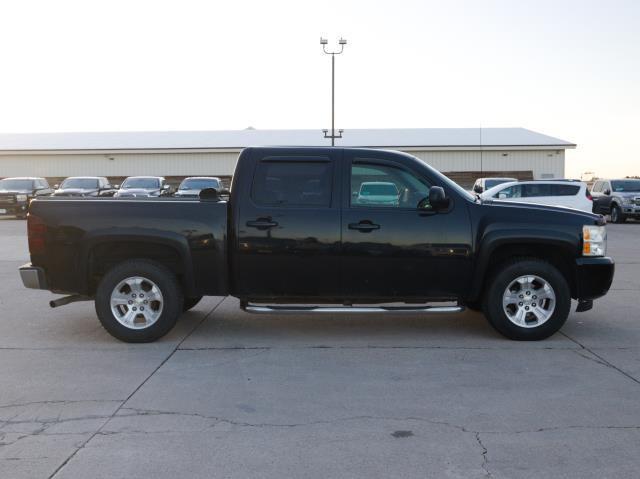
252,159,332,207
494,185,522,198
522,184,552,197
591,181,601,193
550,184,580,196
350,161,431,209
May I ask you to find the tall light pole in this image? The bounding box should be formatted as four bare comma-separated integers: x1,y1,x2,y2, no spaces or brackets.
320,37,347,146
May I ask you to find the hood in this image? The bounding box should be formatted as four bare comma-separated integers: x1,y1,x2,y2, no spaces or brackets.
116,188,159,197
174,189,201,197
54,188,97,196
483,198,603,223
0,189,32,195
613,191,640,198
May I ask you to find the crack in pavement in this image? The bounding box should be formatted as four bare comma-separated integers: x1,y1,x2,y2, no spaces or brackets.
475,432,492,477
45,299,224,479
561,331,640,387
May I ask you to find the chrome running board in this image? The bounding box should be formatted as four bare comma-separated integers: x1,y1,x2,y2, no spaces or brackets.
242,304,464,314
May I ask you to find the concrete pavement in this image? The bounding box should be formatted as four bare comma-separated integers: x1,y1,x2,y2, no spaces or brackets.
0,218,639,478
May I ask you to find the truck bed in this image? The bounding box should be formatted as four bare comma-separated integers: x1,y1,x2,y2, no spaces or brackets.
28,197,229,297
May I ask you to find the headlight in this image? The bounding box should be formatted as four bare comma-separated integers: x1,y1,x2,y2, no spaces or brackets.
583,225,606,256
15,194,28,202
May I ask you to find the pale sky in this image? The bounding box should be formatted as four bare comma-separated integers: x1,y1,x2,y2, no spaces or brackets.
1,0,638,178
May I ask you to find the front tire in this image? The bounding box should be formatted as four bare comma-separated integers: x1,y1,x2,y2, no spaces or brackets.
483,258,571,340
610,205,626,223
95,259,183,342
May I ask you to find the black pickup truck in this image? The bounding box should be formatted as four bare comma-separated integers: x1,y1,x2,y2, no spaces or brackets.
19,147,614,342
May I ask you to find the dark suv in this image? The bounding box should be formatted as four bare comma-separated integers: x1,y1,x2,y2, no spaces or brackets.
53,177,117,197
591,179,640,223
0,177,53,219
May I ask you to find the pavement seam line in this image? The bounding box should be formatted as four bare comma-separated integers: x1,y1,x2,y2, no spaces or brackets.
560,331,640,387
46,298,224,479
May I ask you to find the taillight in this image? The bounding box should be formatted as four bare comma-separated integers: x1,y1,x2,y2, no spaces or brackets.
27,213,47,255
585,189,593,201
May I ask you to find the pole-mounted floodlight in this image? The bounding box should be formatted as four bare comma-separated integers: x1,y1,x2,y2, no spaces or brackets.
320,37,347,146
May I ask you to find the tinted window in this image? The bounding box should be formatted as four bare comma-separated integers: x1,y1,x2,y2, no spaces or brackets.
485,179,513,189
494,185,522,198
252,159,332,207
351,161,430,208
121,178,160,189
60,178,99,189
0,179,34,190
522,184,552,197
179,178,221,190
550,184,580,196
611,180,640,192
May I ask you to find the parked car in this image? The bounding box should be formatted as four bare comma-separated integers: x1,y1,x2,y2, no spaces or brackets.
355,181,400,207
481,180,593,212
114,176,171,198
20,147,613,343
591,178,640,223
174,177,222,198
0,177,53,219
472,177,517,194
53,177,117,197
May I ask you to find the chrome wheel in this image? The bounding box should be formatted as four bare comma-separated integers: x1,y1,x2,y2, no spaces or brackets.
611,206,619,223
110,276,163,330
502,275,556,328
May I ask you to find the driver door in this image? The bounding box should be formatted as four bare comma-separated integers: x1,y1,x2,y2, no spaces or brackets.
340,151,472,301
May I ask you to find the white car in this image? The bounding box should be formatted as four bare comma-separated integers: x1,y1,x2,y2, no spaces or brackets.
356,182,400,207
481,180,593,212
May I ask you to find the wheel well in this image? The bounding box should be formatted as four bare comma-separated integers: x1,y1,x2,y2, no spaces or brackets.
480,243,576,299
88,241,185,294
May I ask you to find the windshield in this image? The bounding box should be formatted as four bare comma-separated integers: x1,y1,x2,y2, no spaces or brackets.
179,178,220,190
485,179,514,189
60,178,99,189
121,178,160,189
611,180,640,192
360,183,399,196
0,179,33,190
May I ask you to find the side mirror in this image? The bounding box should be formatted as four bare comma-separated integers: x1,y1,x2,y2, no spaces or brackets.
473,184,483,193
113,184,120,189
604,189,611,195
53,184,59,189
419,186,449,211
199,188,220,200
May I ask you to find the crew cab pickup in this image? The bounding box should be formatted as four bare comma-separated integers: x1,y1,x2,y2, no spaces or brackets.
19,147,615,342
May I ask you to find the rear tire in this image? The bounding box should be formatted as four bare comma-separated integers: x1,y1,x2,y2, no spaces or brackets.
610,205,626,223
483,258,571,340
183,296,203,312
95,259,183,343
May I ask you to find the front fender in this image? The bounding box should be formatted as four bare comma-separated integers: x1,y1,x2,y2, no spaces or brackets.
468,224,580,300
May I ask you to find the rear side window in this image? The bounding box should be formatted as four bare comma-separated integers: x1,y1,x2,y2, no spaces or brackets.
550,184,580,196
522,184,552,197
252,159,332,207
592,181,602,193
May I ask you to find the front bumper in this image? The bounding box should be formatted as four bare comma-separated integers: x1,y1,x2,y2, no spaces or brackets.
575,257,614,301
621,205,640,217
0,203,28,216
19,263,48,290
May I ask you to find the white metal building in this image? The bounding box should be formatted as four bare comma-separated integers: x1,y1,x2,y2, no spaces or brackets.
0,128,575,188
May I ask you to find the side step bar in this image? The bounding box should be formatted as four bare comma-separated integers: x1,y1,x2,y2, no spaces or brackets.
242,303,464,314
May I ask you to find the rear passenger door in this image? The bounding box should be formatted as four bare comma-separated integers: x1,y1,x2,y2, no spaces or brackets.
234,150,342,299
